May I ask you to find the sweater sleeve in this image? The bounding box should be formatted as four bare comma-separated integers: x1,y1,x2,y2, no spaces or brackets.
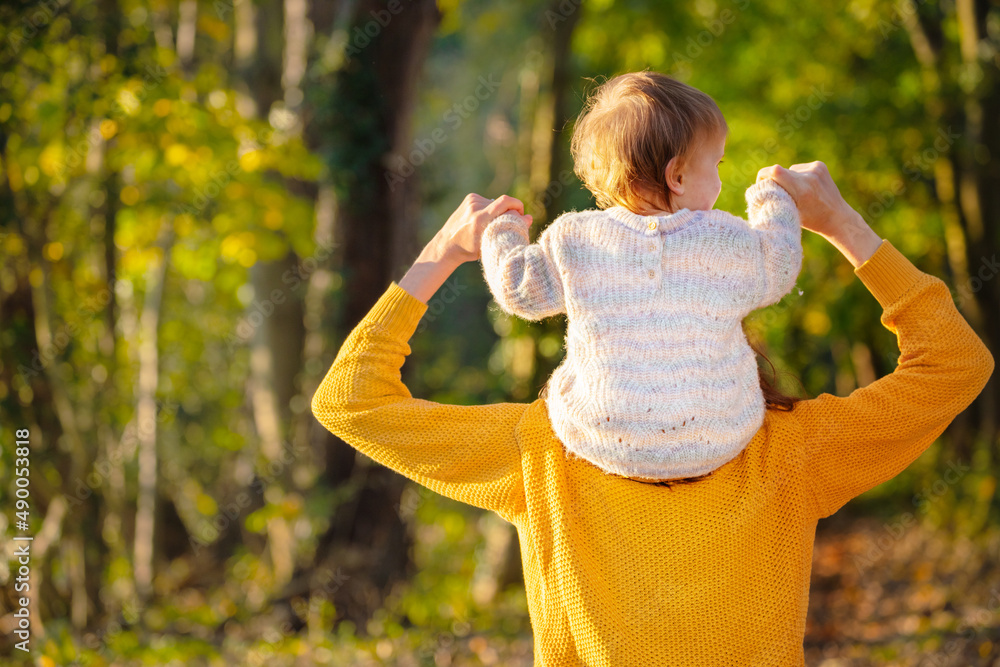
744,179,803,308
480,212,566,320
793,240,994,519
310,282,528,522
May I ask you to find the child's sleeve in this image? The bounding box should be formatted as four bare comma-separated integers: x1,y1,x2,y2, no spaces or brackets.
790,241,994,519
743,179,803,308
480,212,566,320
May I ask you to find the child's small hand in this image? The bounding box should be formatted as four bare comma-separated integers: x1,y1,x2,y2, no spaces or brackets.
488,197,533,230
434,193,532,265
756,162,854,238
495,208,533,231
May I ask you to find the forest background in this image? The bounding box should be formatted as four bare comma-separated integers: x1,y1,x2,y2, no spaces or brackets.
1,0,999,664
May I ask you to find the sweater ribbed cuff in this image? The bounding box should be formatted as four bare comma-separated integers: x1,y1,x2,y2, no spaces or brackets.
854,240,926,310
745,179,793,208
368,282,429,341
487,212,531,240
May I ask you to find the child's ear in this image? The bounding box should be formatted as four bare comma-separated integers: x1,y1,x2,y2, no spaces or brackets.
664,155,685,196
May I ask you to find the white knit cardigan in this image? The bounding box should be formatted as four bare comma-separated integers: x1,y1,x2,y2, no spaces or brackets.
480,179,802,480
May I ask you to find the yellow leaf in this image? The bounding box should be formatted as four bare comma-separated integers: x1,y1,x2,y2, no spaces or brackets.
198,15,231,43
220,233,242,260
239,150,261,172
43,242,64,261
117,89,140,116
803,310,831,337
39,144,64,176
166,144,189,166
4,233,24,256
281,495,302,516
174,214,195,237
120,185,140,206
237,248,257,267
264,209,283,229
196,493,218,516
979,476,996,501
100,119,118,139
7,161,22,191
154,98,172,117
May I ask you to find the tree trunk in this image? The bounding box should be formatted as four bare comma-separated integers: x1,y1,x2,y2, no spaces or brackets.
248,255,307,588
133,225,174,604
97,0,130,620
489,0,582,600
303,0,440,628
902,2,998,469
898,2,998,537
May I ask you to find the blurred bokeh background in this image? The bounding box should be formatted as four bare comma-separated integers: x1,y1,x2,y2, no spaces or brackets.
0,0,998,664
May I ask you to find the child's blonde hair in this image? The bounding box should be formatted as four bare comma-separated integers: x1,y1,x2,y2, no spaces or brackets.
570,71,728,213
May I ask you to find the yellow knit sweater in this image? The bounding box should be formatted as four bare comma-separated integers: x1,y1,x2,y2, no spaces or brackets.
311,239,994,666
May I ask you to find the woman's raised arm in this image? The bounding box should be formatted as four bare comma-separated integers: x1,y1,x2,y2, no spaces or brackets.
311,194,533,523
398,193,530,301
761,163,994,519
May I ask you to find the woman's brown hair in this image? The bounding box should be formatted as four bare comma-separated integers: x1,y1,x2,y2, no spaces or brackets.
538,318,808,488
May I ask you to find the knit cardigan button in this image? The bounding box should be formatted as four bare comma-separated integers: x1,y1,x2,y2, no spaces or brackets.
648,269,655,278
647,221,657,230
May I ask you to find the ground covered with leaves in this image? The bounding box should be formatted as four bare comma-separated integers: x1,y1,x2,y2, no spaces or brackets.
17,510,999,666
805,513,1000,666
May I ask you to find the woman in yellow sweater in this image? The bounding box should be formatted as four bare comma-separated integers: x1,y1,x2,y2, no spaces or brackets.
311,162,994,666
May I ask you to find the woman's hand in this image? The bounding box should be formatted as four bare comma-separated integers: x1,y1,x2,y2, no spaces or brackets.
756,161,883,268
398,193,531,304
755,161,851,237
436,193,532,265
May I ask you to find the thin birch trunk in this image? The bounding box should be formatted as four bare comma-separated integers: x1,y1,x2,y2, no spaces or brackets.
133,225,174,603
